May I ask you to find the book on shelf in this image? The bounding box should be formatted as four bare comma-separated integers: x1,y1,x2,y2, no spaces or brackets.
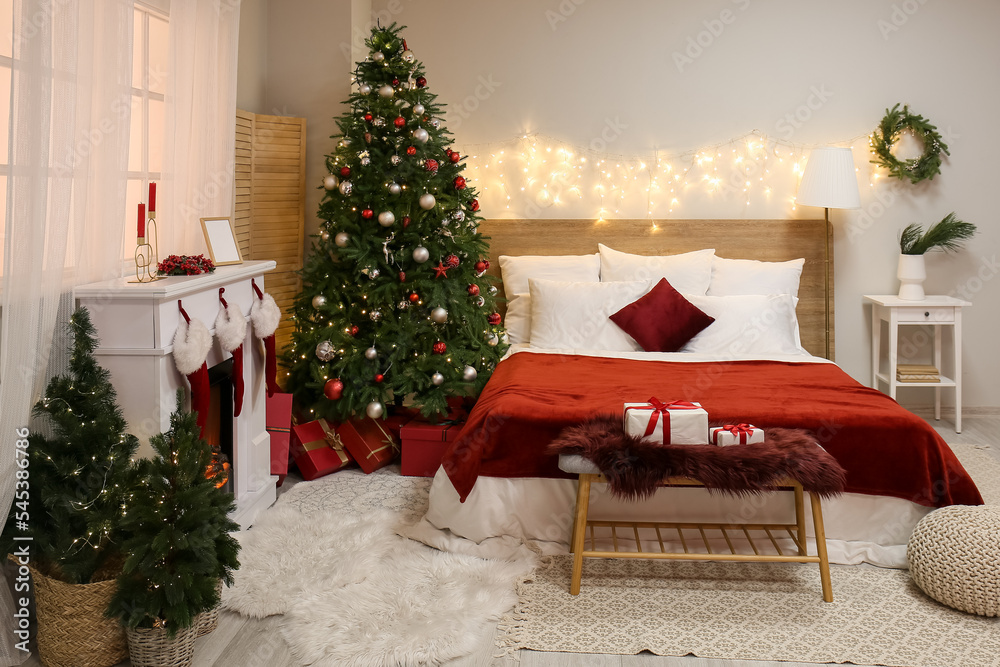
897,374,941,383
896,364,939,375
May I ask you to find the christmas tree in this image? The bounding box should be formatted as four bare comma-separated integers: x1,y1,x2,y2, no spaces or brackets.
107,391,239,636
284,23,507,422
1,307,139,585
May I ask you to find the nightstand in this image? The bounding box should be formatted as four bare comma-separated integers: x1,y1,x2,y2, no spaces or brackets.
864,295,970,433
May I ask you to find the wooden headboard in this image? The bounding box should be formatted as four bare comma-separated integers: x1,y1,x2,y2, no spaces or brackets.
479,219,834,360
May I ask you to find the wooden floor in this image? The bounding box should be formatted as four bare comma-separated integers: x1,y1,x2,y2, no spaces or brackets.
20,413,999,667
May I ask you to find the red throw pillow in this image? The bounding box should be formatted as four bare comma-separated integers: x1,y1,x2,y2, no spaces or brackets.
609,278,715,352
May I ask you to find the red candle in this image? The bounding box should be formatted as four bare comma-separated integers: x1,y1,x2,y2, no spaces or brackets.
148,182,156,212
137,202,145,239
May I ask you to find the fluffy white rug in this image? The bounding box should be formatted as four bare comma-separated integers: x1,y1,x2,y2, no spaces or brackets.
223,504,531,666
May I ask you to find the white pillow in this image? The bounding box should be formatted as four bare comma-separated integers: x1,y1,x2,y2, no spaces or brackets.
680,294,804,356
528,279,650,351
504,293,531,344
709,257,805,297
498,253,600,296
598,244,715,295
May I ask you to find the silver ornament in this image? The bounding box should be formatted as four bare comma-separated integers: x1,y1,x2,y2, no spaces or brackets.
413,127,429,143
366,401,384,419
430,118,440,129
370,308,382,321
486,332,499,347
323,174,339,190
372,51,384,63
378,84,394,98
398,300,409,310
402,50,415,63
431,372,444,386
390,155,402,166
474,296,485,307
365,346,378,360
359,83,372,95
335,232,350,247
462,365,478,382
489,285,498,296
320,230,330,241
372,117,386,127
360,156,371,166
339,180,353,196
368,269,380,280
315,340,335,361
452,209,465,222
388,182,402,195
378,211,395,227
430,307,448,323
412,103,425,116
312,294,327,309
419,193,436,210
412,246,430,263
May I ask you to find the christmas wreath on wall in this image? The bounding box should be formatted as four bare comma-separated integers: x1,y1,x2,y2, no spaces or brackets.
869,104,949,184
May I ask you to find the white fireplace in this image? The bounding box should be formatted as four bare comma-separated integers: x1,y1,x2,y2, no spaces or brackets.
74,260,278,529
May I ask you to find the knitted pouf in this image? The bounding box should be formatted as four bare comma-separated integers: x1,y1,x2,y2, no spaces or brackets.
907,505,1000,616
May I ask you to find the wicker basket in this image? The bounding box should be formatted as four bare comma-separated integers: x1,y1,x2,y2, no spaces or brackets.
195,580,224,637
126,623,198,667
9,557,128,667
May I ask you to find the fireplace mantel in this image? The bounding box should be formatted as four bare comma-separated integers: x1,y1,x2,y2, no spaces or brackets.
75,260,278,529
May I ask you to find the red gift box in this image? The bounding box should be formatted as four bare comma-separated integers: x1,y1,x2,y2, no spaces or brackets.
399,420,466,477
338,417,400,474
266,393,294,476
290,418,354,481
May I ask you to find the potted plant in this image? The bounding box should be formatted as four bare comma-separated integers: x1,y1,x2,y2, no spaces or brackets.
897,213,976,300
1,307,139,667
107,391,239,667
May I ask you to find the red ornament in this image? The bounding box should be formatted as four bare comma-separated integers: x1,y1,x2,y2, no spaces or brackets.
432,262,449,279
394,116,406,128
445,254,460,268
340,166,351,177
454,176,466,190
350,325,360,336
470,199,480,212
416,76,427,88
323,378,344,400
399,271,406,282
408,292,420,303
474,260,487,273
425,159,439,173
467,284,480,296
445,148,453,156
406,146,417,156
432,341,446,354
361,208,374,219
364,113,373,122
488,313,502,326
482,259,491,270
402,216,411,228
375,373,385,383
392,78,400,86
449,151,460,163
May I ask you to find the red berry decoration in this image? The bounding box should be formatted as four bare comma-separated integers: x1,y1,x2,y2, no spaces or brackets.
340,166,351,178
408,292,420,303
416,76,427,88
449,151,460,163
402,216,411,228
470,199,480,212
454,176,466,190
361,208,374,219
467,284,480,296
399,271,406,282
488,313,502,326
445,254,460,268
432,341,447,354
324,378,344,400
406,146,417,156
350,325,360,336
375,373,385,383
394,116,406,128
364,113,373,122
474,260,487,273
425,159,439,173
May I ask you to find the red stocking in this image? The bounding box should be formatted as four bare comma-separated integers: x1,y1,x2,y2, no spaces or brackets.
250,279,282,397
173,301,213,438
215,288,248,417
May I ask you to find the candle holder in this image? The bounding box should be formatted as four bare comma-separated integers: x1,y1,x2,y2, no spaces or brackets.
131,212,165,283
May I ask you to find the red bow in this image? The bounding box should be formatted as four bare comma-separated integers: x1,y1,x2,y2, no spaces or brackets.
629,398,699,440
721,423,756,444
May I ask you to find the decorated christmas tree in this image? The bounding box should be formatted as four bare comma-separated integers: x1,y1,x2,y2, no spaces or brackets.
284,23,507,421
107,391,239,636
1,307,139,584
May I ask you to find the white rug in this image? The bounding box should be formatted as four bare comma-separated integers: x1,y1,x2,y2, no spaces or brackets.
223,468,532,666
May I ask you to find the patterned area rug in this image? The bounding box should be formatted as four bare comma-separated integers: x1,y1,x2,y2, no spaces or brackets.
499,443,1000,667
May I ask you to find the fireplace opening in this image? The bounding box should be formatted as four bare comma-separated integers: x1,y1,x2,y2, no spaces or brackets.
206,359,235,495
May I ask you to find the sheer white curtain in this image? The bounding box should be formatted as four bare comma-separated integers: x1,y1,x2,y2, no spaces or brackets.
0,0,134,661
160,0,241,255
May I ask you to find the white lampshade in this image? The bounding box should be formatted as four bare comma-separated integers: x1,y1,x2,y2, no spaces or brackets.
796,147,861,210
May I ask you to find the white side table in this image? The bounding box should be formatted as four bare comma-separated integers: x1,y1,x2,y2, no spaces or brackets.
864,295,970,433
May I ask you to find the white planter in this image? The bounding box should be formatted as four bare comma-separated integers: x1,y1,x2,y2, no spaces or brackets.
897,253,927,301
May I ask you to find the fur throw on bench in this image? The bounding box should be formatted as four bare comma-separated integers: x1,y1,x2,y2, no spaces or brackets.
547,417,847,501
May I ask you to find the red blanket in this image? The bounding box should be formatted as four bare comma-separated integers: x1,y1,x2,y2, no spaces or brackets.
442,353,982,508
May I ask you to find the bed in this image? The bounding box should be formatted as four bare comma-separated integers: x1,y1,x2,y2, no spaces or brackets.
411,219,982,568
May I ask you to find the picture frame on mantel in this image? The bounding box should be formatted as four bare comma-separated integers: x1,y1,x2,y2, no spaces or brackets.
201,217,243,266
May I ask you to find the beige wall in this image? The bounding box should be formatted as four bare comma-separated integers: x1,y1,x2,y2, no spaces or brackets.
236,0,268,113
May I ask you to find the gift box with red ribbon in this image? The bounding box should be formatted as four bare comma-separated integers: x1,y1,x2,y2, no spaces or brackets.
710,423,765,447
266,393,294,477
399,420,466,477
338,417,400,474
624,397,708,445
290,418,354,480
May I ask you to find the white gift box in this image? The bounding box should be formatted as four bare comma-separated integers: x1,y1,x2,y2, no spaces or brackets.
710,424,765,447
623,398,708,445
